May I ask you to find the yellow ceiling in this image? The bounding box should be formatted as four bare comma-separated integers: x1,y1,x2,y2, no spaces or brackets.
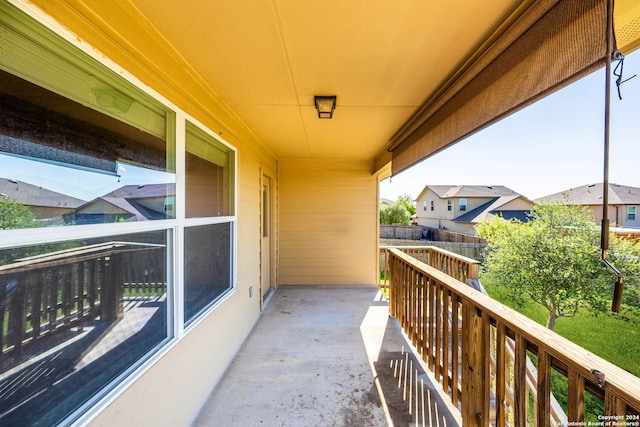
127,0,526,162
26,0,640,169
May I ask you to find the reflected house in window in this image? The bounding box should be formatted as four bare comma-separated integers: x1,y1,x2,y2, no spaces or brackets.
64,183,175,224
0,177,85,224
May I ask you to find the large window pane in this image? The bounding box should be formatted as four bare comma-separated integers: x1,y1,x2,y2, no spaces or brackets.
184,223,232,324
0,69,175,228
185,122,234,218
0,230,169,426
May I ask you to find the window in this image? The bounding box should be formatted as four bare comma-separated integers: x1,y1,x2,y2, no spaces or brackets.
0,230,170,426
430,201,434,211
459,198,467,211
0,64,175,228
447,200,452,211
423,201,427,211
185,122,234,218
184,223,233,323
628,206,637,221
183,122,235,326
0,3,237,425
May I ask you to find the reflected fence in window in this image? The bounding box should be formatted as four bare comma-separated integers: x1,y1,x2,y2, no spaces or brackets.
0,231,169,426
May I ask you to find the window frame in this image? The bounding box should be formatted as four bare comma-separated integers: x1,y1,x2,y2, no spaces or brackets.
0,2,239,425
628,205,637,222
447,199,452,211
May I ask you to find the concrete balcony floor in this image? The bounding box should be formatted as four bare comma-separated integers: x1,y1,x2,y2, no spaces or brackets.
193,286,461,427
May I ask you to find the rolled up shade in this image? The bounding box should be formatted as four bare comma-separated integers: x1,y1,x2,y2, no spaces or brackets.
390,0,611,175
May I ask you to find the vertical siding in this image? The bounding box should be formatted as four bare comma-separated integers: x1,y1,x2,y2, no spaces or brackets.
279,159,378,285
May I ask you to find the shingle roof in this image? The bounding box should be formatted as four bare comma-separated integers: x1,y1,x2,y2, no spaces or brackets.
454,195,531,223
425,185,521,199
103,183,176,198
535,183,640,205
72,183,174,221
0,178,85,208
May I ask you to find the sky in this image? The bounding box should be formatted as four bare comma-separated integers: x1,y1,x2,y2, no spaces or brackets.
380,51,640,202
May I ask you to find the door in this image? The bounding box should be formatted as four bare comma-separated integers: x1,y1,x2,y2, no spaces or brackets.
261,174,273,303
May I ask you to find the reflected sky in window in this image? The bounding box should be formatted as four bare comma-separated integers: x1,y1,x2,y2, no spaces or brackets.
0,153,175,202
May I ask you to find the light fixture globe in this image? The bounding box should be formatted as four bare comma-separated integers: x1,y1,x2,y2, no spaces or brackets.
314,95,337,119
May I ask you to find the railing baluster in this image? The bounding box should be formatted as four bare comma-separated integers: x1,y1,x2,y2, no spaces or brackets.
434,281,442,383
29,271,42,340
537,349,552,427
427,276,435,370
8,273,26,356
567,368,585,422
0,278,6,352
495,322,507,427
451,293,461,407
605,390,627,418
514,335,528,427
49,270,58,332
442,288,450,395
62,265,72,330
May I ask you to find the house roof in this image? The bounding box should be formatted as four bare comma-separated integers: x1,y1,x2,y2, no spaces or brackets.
454,194,531,224
535,183,640,206
103,183,176,199
72,183,175,221
419,185,522,200
0,178,85,208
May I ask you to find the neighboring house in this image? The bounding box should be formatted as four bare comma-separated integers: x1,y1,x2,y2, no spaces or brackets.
535,183,640,229
65,183,175,224
0,177,85,224
379,197,394,207
415,185,532,235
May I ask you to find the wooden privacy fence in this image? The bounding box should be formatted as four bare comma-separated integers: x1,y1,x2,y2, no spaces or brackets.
386,247,640,426
0,242,166,358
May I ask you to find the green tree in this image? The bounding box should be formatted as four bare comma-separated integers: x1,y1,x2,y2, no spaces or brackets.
477,202,640,330
380,203,411,225
0,197,37,230
396,194,416,216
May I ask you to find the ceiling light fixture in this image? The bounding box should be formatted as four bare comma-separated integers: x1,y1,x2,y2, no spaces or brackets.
314,95,337,119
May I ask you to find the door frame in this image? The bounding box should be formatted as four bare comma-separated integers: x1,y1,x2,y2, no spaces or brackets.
260,167,276,309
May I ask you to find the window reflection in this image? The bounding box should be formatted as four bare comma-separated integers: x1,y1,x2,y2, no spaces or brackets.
0,69,175,228
0,231,169,426
184,223,232,324
185,122,234,218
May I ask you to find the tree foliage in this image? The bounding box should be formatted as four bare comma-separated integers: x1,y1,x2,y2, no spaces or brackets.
0,197,37,230
396,194,416,216
380,203,411,225
477,202,640,330
380,194,415,225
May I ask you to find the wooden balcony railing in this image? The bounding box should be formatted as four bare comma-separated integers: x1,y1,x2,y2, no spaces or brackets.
380,245,481,287
0,242,166,358
385,247,640,426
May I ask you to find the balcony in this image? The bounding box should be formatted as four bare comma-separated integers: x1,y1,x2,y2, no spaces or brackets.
2,244,639,425
195,246,640,426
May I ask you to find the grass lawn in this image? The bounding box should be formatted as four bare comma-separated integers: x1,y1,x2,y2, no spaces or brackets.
481,276,640,377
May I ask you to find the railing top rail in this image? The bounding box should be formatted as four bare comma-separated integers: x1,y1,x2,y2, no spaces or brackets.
387,247,640,409
380,245,481,265
0,241,166,274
